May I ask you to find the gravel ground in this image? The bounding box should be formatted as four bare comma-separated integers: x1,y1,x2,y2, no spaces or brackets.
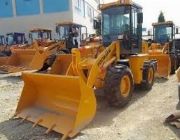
0,74,180,140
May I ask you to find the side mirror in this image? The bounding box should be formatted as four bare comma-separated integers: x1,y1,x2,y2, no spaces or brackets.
55,26,59,33
137,12,143,24
176,28,179,34
29,33,32,39
148,30,152,36
93,19,101,29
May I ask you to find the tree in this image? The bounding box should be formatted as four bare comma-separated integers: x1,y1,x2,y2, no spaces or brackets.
158,11,165,23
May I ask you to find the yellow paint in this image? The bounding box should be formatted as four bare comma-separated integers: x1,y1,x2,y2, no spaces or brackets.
16,41,120,138
120,75,131,98
0,41,65,73
148,43,171,78
129,54,149,84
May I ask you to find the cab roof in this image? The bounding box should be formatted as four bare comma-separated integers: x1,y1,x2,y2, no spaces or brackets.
100,0,142,10
152,21,174,27
30,28,52,32
56,22,84,27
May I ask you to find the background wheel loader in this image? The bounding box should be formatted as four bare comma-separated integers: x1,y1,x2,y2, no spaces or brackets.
0,41,65,74
0,28,63,74
15,0,157,139
0,32,27,57
144,21,180,78
39,22,102,72
29,28,55,47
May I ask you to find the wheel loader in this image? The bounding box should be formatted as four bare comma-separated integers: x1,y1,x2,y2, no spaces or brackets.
0,41,65,74
38,22,102,72
29,28,55,47
143,21,180,78
0,28,62,74
15,0,157,139
55,22,101,50
0,32,27,57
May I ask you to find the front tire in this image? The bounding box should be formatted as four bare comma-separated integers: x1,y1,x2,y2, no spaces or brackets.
142,64,155,90
104,65,134,108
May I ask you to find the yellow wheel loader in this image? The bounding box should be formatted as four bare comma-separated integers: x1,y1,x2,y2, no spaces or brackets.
144,21,179,78
38,22,102,72
15,0,157,139
0,41,65,74
55,22,101,51
29,28,55,47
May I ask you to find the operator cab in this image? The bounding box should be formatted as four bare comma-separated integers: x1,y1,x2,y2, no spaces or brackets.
56,22,87,50
29,28,52,43
6,32,26,46
153,21,174,45
100,0,143,55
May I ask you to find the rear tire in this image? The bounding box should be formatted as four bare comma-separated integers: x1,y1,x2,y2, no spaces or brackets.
104,65,134,108
142,64,155,90
170,54,177,74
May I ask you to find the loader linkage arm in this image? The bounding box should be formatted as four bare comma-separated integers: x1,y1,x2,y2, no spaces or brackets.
68,41,120,87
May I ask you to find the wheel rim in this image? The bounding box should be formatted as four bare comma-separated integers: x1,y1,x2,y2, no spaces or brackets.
148,67,154,84
120,75,131,98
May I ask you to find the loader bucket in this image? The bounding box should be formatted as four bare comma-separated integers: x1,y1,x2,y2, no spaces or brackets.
8,50,36,66
149,53,171,78
0,57,8,65
28,50,48,70
16,73,96,138
50,54,72,75
0,50,36,73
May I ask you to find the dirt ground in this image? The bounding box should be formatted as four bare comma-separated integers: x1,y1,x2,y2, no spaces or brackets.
0,74,180,140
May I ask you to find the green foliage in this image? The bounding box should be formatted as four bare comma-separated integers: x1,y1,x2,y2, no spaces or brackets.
158,11,165,23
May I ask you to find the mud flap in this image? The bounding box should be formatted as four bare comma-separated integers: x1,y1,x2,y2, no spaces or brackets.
15,73,96,138
149,54,171,78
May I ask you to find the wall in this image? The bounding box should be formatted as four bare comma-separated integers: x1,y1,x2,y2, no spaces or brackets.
0,0,100,38
0,0,13,18
72,0,100,35
0,0,73,38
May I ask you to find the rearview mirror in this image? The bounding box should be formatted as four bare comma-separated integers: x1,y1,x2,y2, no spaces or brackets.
29,33,32,39
137,12,143,24
55,26,59,33
93,19,101,29
176,28,179,34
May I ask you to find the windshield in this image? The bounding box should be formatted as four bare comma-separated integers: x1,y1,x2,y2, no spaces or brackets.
154,25,173,43
31,32,50,41
31,32,39,40
57,26,70,40
7,34,14,45
102,6,130,36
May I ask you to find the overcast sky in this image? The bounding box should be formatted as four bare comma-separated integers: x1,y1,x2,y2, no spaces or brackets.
102,0,180,29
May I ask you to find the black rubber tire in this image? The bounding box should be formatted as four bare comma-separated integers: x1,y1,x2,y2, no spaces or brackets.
104,65,134,108
142,64,155,90
170,54,177,74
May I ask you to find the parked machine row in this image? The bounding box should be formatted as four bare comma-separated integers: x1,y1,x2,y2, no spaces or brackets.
0,0,180,140
15,0,158,139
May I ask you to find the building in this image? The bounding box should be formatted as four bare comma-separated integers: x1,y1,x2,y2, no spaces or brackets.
0,0,100,38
